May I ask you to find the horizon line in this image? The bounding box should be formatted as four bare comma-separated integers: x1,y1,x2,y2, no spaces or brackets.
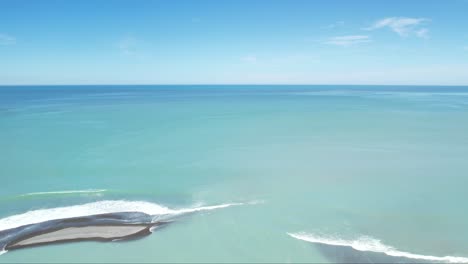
1,84,468,87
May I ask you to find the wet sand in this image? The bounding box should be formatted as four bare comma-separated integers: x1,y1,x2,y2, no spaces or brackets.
1,212,165,251
6,224,155,250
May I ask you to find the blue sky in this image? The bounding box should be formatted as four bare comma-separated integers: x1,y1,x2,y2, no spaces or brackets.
1,0,468,85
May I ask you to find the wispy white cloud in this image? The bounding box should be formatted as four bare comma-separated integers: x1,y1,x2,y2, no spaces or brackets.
325,35,371,46
273,54,319,64
324,21,345,29
365,17,430,37
0,33,16,45
416,28,429,38
240,55,258,63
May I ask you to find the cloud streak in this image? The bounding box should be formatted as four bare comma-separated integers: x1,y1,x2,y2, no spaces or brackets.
240,55,258,63
0,34,16,45
365,17,430,37
324,21,345,29
325,35,371,46
416,28,429,38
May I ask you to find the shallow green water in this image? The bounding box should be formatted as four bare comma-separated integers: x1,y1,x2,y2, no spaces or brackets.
1,86,468,262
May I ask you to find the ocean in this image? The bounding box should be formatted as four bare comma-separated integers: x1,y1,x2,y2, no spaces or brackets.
0,85,467,263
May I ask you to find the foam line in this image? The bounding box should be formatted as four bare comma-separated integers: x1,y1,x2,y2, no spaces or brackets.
288,232,468,263
172,202,243,214
20,189,107,197
0,200,243,232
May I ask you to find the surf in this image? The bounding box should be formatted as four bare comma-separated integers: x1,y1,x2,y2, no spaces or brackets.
0,200,243,232
288,232,468,263
0,200,245,255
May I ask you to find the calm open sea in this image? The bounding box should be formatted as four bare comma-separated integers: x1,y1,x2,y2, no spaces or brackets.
1,85,468,263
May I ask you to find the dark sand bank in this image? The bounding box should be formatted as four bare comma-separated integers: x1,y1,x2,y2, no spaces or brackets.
1,212,169,252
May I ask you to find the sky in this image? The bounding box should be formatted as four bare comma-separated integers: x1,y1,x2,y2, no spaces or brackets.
1,0,468,85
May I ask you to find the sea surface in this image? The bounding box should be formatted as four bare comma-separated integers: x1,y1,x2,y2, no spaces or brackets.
1,85,468,263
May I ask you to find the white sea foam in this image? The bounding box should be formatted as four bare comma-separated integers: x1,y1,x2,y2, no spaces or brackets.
0,200,243,232
288,232,468,263
148,226,159,233
20,189,107,197
0,249,6,256
173,202,243,214
246,199,266,205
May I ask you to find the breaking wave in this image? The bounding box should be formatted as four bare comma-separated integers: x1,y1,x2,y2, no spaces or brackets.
288,232,468,263
0,200,245,255
0,200,242,232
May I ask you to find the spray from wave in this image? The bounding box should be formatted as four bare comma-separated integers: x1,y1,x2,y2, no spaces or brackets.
0,200,247,255
0,200,243,232
288,232,468,263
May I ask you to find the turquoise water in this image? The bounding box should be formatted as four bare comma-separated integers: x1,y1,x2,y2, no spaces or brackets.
1,85,468,263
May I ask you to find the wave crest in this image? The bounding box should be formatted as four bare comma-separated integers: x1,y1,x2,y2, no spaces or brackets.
288,232,468,263
0,200,243,232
